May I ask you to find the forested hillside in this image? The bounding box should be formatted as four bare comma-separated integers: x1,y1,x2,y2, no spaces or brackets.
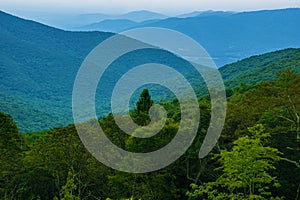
1,10,300,132
0,10,113,132
0,11,193,132
220,48,300,88
1,69,299,199
1,4,299,200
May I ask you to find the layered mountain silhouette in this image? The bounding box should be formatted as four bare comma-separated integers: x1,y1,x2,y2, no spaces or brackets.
79,8,300,66
19,10,168,30
0,9,299,132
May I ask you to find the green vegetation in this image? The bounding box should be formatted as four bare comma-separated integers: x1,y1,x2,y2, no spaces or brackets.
0,69,299,199
0,10,113,133
187,124,282,200
1,10,300,132
1,9,300,200
220,48,300,88
131,89,154,126
187,48,300,97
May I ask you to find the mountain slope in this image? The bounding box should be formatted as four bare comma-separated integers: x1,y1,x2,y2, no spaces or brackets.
185,48,300,96
116,10,168,22
135,8,300,67
220,48,300,88
1,10,299,132
77,8,300,66
79,11,235,32
81,19,138,32
80,19,160,32
13,10,168,30
177,10,235,18
0,11,113,132
0,11,193,132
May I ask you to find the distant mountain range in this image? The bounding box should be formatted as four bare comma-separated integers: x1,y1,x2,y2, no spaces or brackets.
17,10,168,30
79,8,300,66
77,10,237,32
0,9,299,132
176,10,236,18
81,19,160,33
12,9,300,67
12,10,235,30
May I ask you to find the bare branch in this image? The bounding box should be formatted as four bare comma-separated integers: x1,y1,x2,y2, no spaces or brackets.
281,157,300,169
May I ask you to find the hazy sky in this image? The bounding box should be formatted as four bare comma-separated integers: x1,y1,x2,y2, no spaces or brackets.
1,0,300,15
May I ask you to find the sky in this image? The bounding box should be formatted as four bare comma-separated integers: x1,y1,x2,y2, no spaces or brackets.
1,0,300,15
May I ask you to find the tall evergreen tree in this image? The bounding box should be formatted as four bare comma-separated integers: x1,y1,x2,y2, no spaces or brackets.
132,89,154,126
135,89,154,114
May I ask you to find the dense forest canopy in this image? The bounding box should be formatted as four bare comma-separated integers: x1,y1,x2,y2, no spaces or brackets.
1,68,299,199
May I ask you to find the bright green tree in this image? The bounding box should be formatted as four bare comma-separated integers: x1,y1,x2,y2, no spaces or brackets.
59,170,80,200
187,124,282,200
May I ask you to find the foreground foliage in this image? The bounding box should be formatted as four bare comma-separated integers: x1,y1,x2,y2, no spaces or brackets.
0,70,299,199
187,124,282,199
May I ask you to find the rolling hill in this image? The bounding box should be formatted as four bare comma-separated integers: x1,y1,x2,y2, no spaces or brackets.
0,10,113,132
0,10,299,132
185,48,300,97
176,10,235,18
80,19,160,33
81,19,138,32
135,8,300,67
18,10,168,30
220,48,300,88
0,10,194,132
80,8,300,67
79,10,236,32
